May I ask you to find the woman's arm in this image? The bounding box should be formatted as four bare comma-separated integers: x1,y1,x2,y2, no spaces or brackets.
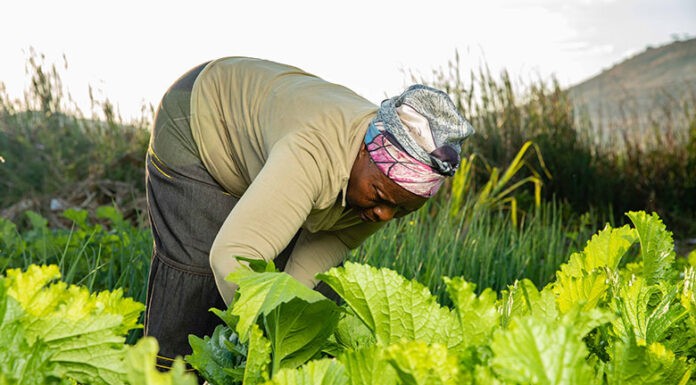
209,136,321,305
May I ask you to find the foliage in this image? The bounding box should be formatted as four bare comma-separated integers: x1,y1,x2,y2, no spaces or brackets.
189,211,696,384
0,264,196,385
0,206,152,342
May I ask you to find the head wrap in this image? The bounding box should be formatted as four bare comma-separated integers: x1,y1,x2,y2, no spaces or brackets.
365,84,474,198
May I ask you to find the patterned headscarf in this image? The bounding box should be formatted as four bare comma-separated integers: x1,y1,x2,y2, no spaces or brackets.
366,84,474,198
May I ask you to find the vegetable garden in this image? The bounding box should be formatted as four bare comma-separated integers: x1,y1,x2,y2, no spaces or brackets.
3,210,696,384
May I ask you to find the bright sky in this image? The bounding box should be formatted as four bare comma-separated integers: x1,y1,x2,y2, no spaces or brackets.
1,0,694,121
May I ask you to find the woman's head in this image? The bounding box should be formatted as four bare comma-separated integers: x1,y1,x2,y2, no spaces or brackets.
346,84,474,222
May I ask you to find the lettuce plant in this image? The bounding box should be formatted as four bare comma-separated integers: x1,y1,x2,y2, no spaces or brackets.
186,211,695,385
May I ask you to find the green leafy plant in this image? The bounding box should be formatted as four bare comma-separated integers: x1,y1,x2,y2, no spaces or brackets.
188,211,696,385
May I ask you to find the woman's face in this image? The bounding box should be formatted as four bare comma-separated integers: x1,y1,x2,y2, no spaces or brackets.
346,143,428,222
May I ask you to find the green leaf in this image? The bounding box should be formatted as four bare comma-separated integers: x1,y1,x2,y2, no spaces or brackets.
0,283,66,385
490,307,610,385
385,341,463,385
500,280,558,327
612,276,690,352
264,297,340,373
124,337,197,385
63,208,90,230
339,345,397,385
317,262,463,351
554,269,609,313
564,225,637,275
333,311,376,352
3,264,146,385
185,325,245,385
226,270,336,344
444,276,499,345
552,225,637,313
602,338,692,385
267,359,348,385
243,324,271,385
627,211,675,286
235,256,277,273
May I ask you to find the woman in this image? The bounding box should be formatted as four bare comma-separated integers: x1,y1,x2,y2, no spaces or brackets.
143,57,474,370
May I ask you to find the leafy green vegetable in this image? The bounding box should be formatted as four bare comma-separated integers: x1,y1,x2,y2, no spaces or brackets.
627,211,675,286
243,324,271,385
123,337,197,385
317,262,464,350
444,277,499,345
339,345,396,385
385,341,462,385
187,325,245,385
267,359,348,385
490,307,611,385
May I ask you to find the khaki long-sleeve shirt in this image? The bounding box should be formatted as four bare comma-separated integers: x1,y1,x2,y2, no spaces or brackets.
190,57,384,304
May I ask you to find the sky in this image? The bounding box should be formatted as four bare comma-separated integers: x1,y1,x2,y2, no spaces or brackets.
1,0,694,122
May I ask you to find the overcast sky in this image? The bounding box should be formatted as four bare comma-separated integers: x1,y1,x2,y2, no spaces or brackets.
1,0,694,121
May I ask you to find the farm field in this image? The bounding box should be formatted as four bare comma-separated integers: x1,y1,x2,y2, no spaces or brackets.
1,44,696,384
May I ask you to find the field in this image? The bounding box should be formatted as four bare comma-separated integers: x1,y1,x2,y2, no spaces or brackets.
1,53,696,384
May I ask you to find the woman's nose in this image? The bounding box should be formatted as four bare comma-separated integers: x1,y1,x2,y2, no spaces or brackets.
372,205,396,222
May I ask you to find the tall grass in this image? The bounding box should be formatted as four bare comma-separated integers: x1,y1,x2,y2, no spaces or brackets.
351,196,604,305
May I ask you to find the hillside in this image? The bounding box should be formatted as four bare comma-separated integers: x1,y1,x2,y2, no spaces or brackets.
568,38,696,133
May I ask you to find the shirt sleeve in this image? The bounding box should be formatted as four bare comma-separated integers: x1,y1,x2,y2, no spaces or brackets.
209,136,322,305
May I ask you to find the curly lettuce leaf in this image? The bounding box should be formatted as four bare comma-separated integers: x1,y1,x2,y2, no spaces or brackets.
385,341,463,385
317,262,463,351
243,323,271,385
444,277,499,345
627,211,676,286
553,225,636,313
266,359,348,385
124,337,197,385
602,338,692,385
500,279,558,327
2,264,146,385
0,283,67,385
491,307,611,385
339,345,396,385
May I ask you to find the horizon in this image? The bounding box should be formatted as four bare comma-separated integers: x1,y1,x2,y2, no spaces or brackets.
1,0,694,122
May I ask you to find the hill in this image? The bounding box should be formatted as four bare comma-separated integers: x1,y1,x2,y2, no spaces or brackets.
568,38,696,135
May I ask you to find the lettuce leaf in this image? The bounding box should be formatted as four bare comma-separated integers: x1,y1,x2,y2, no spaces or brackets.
385,341,463,385
124,337,197,385
2,264,145,385
490,307,611,384
339,345,397,385
226,269,340,375
317,262,464,351
266,359,348,385
627,211,676,286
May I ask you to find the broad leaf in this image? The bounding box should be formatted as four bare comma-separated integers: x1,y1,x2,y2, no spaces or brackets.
186,325,245,385
385,341,463,385
317,262,464,350
500,279,558,327
491,307,610,385
627,211,675,286
124,338,197,385
339,346,397,385
264,297,340,373
267,359,348,385
226,270,337,344
444,277,499,345
602,338,692,385
243,324,271,385
333,311,376,352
